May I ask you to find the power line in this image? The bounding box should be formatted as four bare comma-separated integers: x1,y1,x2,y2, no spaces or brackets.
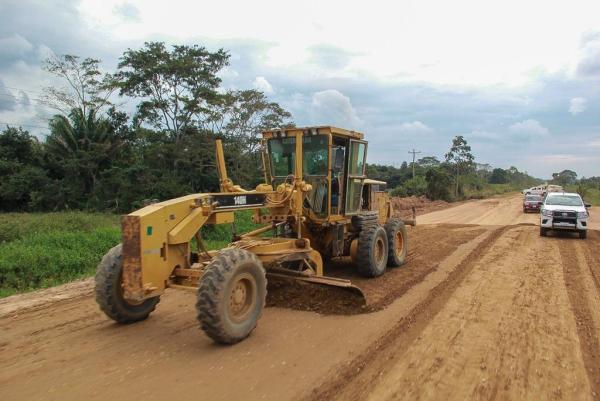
408,148,422,179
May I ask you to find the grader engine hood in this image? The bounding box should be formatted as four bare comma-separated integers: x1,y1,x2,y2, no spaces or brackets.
119,193,272,302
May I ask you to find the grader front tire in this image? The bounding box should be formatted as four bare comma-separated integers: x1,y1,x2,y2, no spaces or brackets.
196,248,267,344
95,244,160,324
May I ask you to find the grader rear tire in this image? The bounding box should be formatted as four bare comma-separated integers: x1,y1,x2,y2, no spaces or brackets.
95,244,160,323
196,248,267,344
356,225,389,277
385,218,408,267
351,211,379,230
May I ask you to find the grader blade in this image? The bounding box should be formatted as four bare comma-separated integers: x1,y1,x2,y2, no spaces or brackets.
266,269,366,302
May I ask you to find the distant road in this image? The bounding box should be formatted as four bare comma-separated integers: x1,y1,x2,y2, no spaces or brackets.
419,192,599,229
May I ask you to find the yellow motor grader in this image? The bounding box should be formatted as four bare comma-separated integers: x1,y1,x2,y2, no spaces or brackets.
95,126,413,344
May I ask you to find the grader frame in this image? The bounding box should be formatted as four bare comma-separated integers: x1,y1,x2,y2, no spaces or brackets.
96,126,413,344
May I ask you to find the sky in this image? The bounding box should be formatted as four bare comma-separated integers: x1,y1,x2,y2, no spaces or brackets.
1,0,599,178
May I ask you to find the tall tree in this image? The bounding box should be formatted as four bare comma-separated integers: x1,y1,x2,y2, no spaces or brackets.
551,169,578,186
218,90,294,185
445,135,475,197
221,90,294,151
116,42,229,141
489,168,509,184
42,54,117,121
46,108,122,199
0,127,51,211
417,156,440,168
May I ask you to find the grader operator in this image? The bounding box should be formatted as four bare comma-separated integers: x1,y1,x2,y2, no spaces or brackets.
95,126,413,344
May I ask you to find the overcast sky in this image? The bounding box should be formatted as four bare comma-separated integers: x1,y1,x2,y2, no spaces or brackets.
1,0,599,178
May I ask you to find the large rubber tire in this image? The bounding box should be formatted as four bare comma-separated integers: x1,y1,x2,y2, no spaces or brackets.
196,248,267,344
351,211,379,230
579,230,587,239
95,244,160,324
540,227,548,237
356,225,388,277
384,218,408,267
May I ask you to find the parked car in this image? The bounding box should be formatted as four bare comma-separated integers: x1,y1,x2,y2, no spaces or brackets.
540,192,591,239
523,194,543,213
546,184,563,193
524,185,546,195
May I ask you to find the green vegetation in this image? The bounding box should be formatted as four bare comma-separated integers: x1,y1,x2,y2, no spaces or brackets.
0,211,256,298
368,137,540,202
0,42,582,299
565,176,600,206
0,212,120,297
0,45,292,214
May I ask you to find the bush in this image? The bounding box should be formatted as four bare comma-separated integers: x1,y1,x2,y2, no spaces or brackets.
0,211,260,297
426,167,452,201
0,228,121,294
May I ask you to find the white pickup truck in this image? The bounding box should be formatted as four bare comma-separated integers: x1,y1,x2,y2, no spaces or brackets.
540,192,591,239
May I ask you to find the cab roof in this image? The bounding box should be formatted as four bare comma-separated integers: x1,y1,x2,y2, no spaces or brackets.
263,126,364,140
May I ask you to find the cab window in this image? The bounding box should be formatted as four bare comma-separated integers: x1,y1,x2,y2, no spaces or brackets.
268,137,296,177
302,135,328,176
345,141,367,214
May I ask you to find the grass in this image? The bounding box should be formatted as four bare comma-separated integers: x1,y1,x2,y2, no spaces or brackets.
583,188,600,206
462,183,516,200
0,211,258,298
564,185,600,206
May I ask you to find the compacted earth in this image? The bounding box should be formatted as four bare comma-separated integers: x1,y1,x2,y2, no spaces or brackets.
1,194,599,401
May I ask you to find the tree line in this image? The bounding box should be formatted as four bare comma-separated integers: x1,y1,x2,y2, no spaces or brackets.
0,43,292,212
2,41,584,213
367,136,541,201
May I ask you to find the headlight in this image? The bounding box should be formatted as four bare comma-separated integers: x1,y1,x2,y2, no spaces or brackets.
541,209,553,217
577,211,588,218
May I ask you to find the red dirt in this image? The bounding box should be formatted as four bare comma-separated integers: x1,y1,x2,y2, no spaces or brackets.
1,194,599,401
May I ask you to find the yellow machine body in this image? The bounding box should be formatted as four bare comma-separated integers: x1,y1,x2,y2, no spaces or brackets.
119,126,412,303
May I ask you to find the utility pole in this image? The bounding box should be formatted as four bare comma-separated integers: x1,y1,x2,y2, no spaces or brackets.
408,149,421,179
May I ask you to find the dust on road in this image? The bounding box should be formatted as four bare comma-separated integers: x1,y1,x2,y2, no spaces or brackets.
1,194,599,401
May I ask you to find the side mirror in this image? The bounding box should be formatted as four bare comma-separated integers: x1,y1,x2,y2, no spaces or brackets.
334,148,345,171
585,203,592,208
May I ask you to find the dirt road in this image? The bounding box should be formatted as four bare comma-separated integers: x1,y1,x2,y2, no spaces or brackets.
1,194,599,401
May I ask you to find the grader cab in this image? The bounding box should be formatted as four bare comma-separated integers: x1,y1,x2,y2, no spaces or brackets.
95,126,414,344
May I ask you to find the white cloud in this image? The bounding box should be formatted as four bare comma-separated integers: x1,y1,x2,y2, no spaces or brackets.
76,0,600,87
252,76,274,94
568,97,586,115
508,119,549,137
0,34,34,57
398,121,433,134
309,89,361,127
469,130,500,140
113,2,141,22
576,31,600,78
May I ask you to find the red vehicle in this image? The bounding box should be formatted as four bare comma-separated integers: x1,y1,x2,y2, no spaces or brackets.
523,194,543,212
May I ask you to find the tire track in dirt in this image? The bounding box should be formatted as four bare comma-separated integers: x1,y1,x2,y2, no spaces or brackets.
301,225,510,401
267,225,486,314
0,279,94,318
581,230,600,297
560,237,600,400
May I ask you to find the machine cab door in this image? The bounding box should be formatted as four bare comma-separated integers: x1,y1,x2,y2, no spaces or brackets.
345,140,367,215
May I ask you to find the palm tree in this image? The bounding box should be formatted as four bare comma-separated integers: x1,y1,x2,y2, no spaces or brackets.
46,108,122,198
46,108,112,156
